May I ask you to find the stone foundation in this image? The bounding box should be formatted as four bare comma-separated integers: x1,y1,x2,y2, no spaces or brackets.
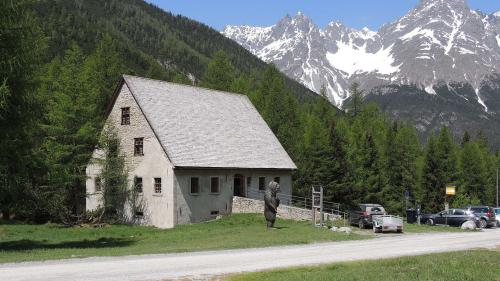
232,196,340,221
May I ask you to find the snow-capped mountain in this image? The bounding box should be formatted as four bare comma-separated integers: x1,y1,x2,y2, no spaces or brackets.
223,0,500,109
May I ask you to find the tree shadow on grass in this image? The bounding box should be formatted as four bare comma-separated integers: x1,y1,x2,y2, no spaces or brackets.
0,237,135,252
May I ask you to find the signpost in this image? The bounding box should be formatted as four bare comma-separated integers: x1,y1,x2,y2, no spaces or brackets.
445,186,456,226
311,185,324,227
446,186,456,196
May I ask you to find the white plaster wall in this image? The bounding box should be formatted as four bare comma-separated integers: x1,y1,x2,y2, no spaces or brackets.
245,172,293,205
86,84,175,229
174,170,293,224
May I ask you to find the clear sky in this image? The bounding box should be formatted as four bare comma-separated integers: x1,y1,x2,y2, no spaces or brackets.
147,0,500,31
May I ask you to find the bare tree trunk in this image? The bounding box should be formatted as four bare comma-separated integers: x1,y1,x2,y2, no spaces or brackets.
2,209,10,221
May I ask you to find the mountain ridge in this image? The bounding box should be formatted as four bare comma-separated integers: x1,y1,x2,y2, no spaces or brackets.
223,0,500,107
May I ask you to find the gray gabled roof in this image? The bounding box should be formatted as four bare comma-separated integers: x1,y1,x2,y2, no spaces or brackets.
122,75,297,170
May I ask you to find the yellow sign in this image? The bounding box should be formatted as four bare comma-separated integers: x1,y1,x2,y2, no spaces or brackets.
446,186,456,196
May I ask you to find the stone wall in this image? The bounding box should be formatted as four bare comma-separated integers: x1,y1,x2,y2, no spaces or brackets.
232,196,340,221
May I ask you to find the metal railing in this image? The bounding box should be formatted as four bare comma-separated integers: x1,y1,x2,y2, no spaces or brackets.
246,189,348,221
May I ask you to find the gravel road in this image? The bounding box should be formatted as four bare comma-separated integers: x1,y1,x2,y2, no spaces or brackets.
1,228,499,281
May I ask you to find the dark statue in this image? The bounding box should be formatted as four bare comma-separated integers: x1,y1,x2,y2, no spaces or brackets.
264,181,280,228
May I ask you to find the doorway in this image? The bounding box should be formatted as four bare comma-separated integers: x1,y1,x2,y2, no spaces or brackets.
233,174,246,197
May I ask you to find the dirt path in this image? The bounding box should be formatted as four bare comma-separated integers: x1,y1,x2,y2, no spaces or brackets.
1,229,499,281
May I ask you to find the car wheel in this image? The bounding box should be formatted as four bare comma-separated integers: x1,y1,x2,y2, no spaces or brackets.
358,219,365,229
397,229,403,233
497,220,500,228
373,225,381,233
479,219,487,229
426,219,434,226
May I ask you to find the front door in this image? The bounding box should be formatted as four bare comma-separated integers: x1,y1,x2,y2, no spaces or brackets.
233,175,245,197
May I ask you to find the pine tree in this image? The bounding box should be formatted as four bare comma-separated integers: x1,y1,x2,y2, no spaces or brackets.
324,120,351,206
82,34,124,115
258,65,301,157
421,135,446,212
346,82,364,117
0,0,45,219
384,122,420,214
459,142,487,202
41,44,100,221
358,132,387,204
200,50,235,91
461,131,471,147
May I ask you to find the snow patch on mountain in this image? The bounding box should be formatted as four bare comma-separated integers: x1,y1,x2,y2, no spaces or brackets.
400,27,443,47
475,88,488,112
326,43,399,76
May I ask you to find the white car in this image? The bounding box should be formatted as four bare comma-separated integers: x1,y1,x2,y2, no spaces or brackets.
372,215,404,233
495,208,500,227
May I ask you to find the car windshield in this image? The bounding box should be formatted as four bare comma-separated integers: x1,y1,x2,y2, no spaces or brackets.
369,206,385,213
471,207,488,213
495,209,500,215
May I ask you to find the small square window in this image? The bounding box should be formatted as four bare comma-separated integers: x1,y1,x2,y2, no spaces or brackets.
154,178,161,193
134,138,144,156
258,177,266,191
210,210,219,216
210,177,220,193
135,211,144,217
134,177,143,193
274,177,280,184
191,177,199,194
121,107,130,125
95,177,102,192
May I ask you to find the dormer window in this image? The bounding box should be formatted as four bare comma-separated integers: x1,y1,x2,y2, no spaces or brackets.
121,107,130,125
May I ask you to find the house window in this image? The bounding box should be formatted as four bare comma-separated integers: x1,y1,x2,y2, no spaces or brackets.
134,177,143,193
134,138,144,156
95,177,102,192
211,177,220,193
190,177,199,194
274,177,280,184
121,107,130,125
210,210,219,216
258,177,266,191
154,178,161,193
135,211,144,217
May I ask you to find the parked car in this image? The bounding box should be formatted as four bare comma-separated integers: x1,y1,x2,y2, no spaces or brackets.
421,209,478,227
464,206,496,228
350,204,386,229
372,215,404,233
495,208,500,227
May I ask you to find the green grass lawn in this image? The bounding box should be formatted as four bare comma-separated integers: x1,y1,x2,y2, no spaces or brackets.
402,222,474,233
228,249,500,281
0,214,362,263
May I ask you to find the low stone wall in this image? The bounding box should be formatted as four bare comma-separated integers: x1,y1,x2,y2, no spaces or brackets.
232,196,339,221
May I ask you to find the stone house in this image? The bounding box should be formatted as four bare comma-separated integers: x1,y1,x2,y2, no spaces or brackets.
86,75,297,228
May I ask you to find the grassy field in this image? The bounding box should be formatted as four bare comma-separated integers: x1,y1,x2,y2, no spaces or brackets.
0,214,362,263
228,249,500,281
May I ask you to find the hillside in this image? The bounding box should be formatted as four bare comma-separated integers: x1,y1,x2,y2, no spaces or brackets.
30,0,317,101
223,0,500,148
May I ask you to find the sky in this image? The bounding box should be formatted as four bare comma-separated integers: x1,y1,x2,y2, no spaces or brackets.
147,0,500,31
